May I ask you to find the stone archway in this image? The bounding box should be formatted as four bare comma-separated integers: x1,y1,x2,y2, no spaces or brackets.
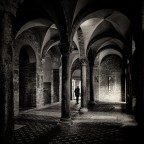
42,45,61,105
19,45,36,111
72,69,81,100
43,55,52,105
71,58,81,100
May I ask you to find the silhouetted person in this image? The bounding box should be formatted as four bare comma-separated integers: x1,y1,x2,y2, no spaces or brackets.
74,86,80,104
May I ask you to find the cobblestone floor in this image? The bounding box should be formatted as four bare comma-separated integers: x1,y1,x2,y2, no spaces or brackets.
14,101,141,144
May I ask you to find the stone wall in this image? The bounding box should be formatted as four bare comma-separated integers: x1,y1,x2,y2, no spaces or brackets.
53,69,60,102
43,57,52,82
13,69,19,115
43,57,52,105
43,82,51,104
93,66,100,101
98,55,125,102
86,64,90,101
36,72,44,108
13,29,44,115
19,48,36,109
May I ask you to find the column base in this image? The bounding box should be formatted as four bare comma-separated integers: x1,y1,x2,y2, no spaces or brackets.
88,101,96,105
57,117,73,126
79,107,88,114
88,101,96,111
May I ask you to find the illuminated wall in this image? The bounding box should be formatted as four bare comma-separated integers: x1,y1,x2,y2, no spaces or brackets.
99,54,125,102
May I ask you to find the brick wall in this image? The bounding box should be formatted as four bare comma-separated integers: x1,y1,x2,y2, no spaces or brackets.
99,55,125,102
93,67,99,101
14,29,44,113
53,69,59,102
19,48,36,109
86,64,90,101
43,82,51,104
13,69,19,115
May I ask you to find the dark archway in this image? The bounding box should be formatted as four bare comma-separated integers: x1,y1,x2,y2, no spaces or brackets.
19,45,36,111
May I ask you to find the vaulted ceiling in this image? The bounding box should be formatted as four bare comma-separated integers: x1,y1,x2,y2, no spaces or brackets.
15,0,141,62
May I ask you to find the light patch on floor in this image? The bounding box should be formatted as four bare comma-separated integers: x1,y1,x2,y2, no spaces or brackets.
121,121,138,127
91,115,117,120
14,124,25,130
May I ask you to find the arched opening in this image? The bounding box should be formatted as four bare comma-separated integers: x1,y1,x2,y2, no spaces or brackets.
42,46,61,105
72,69,81,100
52,60,60,103
19,45,36,111
43,56,52,105
99,54,125,103
71,58,81,101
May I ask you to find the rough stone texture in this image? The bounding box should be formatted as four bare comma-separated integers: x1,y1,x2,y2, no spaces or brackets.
59,67,62,103
86,64,90,102
80,60,88,108
36,74,44,108
61,54,71,119
14,101,138,144
43,50,61,105
51,70,54,103
0,12,14,143
0,0,18,16
76,27,85,56
13,69,19,116
99,55,125,102
43,56,52,82
43,82,51,104
53,69,60,103
0,1,142,143
13,29,44,113
93,66,100,101
19,48,36,109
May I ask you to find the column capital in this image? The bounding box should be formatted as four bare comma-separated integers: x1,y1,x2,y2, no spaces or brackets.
79,57,88,65
79,107,88,114
41,58,45,64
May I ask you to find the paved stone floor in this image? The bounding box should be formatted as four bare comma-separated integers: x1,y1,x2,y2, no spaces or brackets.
14,101,141,144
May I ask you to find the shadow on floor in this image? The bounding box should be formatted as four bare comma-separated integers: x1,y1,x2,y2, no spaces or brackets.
29,125,61,144
88,102,126,112
14,100,139,144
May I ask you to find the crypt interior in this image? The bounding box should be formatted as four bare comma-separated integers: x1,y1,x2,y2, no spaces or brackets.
0,0,144,143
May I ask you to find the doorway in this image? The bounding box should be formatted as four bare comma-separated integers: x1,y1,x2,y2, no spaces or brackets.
19,46,36,111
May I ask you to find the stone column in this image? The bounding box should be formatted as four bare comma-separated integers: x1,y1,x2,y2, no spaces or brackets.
126,59,132,113
89,63,95,104
36,60,44,108
59,66,62,102
70,76,72,100
125,34,133,113
0,10,15,143
79,58,88,113
58,44,72,125
132,32,144,127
